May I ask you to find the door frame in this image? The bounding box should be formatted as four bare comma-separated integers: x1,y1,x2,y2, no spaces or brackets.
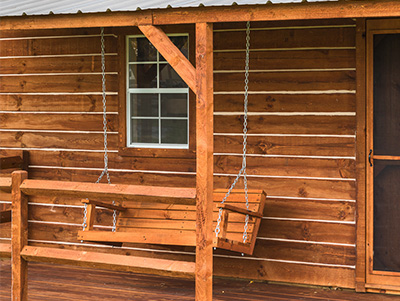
365,18,400,292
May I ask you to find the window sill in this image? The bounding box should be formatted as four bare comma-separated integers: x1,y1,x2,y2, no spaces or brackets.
118,146,196,159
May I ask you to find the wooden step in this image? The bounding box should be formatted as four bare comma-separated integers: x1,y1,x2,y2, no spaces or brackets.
20,246,195,278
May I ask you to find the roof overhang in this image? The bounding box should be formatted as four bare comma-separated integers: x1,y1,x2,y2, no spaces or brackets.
1,0,400,30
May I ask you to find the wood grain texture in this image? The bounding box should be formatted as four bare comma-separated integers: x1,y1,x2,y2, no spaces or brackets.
27,197,355,223
11,170,28,301
195,22,214,301
355,18,366,292
21,246,195,278
0,36,117,56
4,260,390,300
0,74,118,93
0,113,117,131
0,94,118,112
215,156,356,179
213,19,356,30
214,27,355,50
26,167,356,200
214,175,356,200
25,150,195,172
214,135,356,156
152,0,400,25
214,115,356,135
27,218,353,246
214,49,355,70
0,27,109,38
0,131,118,150
0,56,118,74
0,177,12,192
214,93,356,112
0,243,11,257
0,11,153,30
20,179,197,205
214,71,356,92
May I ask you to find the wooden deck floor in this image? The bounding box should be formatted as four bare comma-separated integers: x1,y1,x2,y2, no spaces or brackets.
0,259,399,300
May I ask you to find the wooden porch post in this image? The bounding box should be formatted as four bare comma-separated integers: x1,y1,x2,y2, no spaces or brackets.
11,170,28,301
195,22,214,301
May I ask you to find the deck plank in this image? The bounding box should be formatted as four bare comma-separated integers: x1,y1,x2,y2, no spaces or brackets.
0,259,398,300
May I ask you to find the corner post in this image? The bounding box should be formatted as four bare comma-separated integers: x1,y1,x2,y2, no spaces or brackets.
355,17,367,293
11,170,28,301
195,22,214,301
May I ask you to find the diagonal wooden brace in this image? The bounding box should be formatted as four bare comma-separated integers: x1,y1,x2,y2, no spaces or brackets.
138,25,197,94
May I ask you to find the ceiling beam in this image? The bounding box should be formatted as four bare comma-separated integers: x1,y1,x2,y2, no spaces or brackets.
153,0,400,25
0,11,153,31
1,0,400,31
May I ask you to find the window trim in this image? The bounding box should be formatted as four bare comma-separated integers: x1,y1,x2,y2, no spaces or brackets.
117,26,196,159
126,34,190,149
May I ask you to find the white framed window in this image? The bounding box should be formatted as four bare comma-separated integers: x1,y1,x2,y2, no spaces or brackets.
126,34,189,149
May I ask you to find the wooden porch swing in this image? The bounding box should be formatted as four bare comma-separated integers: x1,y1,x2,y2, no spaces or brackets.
77,187,265,255
76,22,265,255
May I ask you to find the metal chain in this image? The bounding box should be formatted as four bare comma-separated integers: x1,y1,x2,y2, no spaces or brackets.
215,21,251,244
82,27,117,232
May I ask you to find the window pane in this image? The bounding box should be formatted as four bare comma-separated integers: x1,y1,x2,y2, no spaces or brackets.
131,119,159,144
131,94,158,117
128,37,157,62
161,94,187,117
373,161,400,272
129,64,157,88
373,34,400,156
159,64,187,88
161,120,187,144
160,36,189,61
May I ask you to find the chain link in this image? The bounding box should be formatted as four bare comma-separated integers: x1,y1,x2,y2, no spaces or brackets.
215,21,251,244
82,27,117,233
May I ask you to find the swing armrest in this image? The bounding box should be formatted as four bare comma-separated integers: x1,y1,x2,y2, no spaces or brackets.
81,199,126,211
217,204,263,218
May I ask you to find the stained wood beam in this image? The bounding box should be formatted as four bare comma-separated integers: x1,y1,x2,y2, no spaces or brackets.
195,22,214,301
153,0,400,24
139,25,197,94
21,246,195,278
19,179,196,205
11,171,28,301
2,0,400,30
0,11,152,30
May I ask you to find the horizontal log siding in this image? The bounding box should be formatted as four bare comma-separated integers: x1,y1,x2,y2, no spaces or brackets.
0,20,357,289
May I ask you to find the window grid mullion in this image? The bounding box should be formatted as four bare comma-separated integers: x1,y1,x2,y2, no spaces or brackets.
126,35,189,149
158,93,161,145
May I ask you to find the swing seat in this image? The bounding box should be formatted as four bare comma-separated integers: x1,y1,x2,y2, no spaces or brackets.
78,189,266,255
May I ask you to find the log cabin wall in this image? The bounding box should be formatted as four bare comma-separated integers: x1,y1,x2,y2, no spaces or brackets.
0,18,357,288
